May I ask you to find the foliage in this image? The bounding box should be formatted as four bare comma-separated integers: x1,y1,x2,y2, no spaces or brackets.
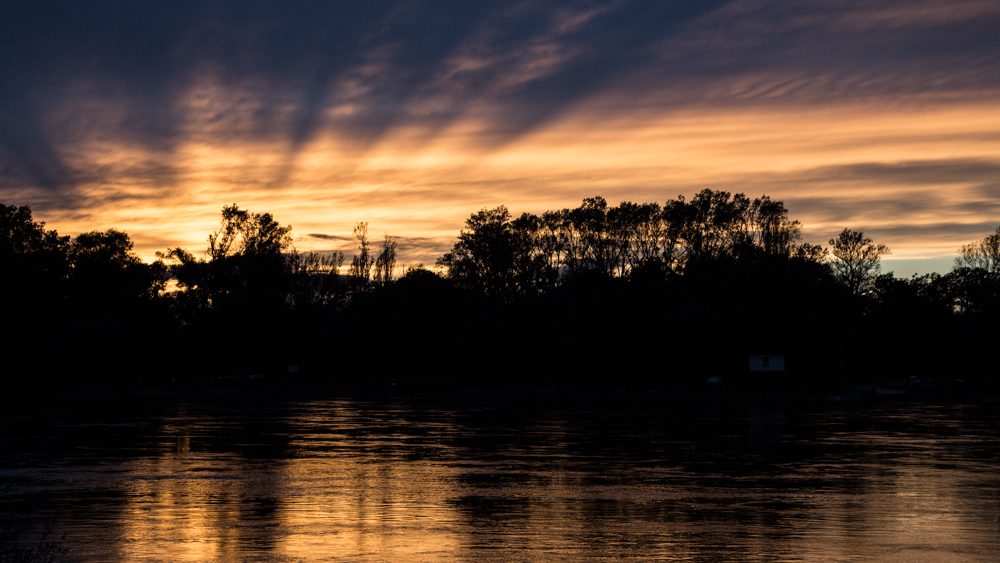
0,204,70,308
4,199,1000,387
436,206,521,298
944,267,999,315
373,233,397,287
158,204,294,312
286,249,346,309
347,222,375,293
0,205,68,258
1,488,68,563
207,204,293,260
828,228,891,296
70,229,163,311
436,190,828,297
954,225,1000,275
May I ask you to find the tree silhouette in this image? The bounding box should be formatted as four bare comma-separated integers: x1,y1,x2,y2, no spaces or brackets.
437,206,522,297
373,233,398,287
208,204,292,260
828,228,891,296
0,488,68,563
667,190,819,266
0,204,70,307
348,222,374,293
158,204,293,312
9,193,1000,387
286,249,346,309
69,229,162,313
1,204,66,256
944,225,1000,314
671,189,740,263
945,267,999,315
954,225,1000,275
434,192,831,296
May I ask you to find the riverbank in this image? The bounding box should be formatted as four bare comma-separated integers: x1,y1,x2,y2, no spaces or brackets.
4,372,998,411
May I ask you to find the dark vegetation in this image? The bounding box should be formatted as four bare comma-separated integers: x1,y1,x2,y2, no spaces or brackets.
0,487,66,563
2,192,998,390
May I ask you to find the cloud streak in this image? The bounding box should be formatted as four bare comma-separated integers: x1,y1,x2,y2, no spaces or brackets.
1,1,998,272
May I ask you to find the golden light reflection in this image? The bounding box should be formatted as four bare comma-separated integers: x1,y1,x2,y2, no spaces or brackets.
118,452,250,561
24,76,1000,266
274,460,463,561
101,402,999,562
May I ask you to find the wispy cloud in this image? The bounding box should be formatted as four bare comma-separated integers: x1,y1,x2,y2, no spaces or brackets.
1,0,998,272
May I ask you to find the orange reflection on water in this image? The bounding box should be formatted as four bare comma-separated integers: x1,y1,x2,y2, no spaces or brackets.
117,455,253,560
274,459,462,561
97,401,999,562
273,403,464,561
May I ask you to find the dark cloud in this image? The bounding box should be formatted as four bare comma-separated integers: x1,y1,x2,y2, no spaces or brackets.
306,233,353,242
972,182,1000,201
646,1,1000,102
8,0,997,195
868,222,999,240
789,197,932,224
3,0,999,271
2,1,732,191
808,159,1000,185
394,234,452,253
681,157,1000,224
306,233,450,265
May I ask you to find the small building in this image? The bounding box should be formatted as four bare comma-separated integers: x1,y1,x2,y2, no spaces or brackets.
749,354,785,372
748,354,786,386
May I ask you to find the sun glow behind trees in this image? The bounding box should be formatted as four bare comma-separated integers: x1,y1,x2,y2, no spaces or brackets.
3,196,1000,383
14,98,1000,269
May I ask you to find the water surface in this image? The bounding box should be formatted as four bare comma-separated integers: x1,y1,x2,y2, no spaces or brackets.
2,393,998,562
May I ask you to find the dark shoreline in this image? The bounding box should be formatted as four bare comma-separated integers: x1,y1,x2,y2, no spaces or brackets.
5,374,997,411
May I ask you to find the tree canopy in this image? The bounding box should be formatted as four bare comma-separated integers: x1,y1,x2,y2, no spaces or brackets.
828,228,891,297
955,225,1000,275
436,191,830,298
3,195,999,389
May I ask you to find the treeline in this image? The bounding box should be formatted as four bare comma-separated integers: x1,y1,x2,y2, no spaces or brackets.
2,191,999,389
436,193,825,299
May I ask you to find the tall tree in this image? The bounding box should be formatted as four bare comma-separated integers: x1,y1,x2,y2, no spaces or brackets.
286,250,346,309
159,204,293,311
954,225,1000,275
531,210,566,290
945,266,999,315
0,203,70,288
208,204,293,260
673,189,743,263
828,228,891,296
437,206,526,297
70,229,162,312
373,233,398,287
348,222,374,293
0,204,70,322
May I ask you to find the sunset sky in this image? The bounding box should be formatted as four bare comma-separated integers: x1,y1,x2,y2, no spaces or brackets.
2,0,998,275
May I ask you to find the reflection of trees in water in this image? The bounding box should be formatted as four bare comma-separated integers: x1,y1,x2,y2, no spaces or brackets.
445,400,1000,561
0,488,67,563
127,402,296,555
2,400,300,561
3,399,999,561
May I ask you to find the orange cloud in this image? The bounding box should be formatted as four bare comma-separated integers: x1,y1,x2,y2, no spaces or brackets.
18,76,1000,271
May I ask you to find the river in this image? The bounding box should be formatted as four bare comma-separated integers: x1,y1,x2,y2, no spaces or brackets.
2,392,998,562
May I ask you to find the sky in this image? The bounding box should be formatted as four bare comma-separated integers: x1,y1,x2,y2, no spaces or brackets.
2,0,998,275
